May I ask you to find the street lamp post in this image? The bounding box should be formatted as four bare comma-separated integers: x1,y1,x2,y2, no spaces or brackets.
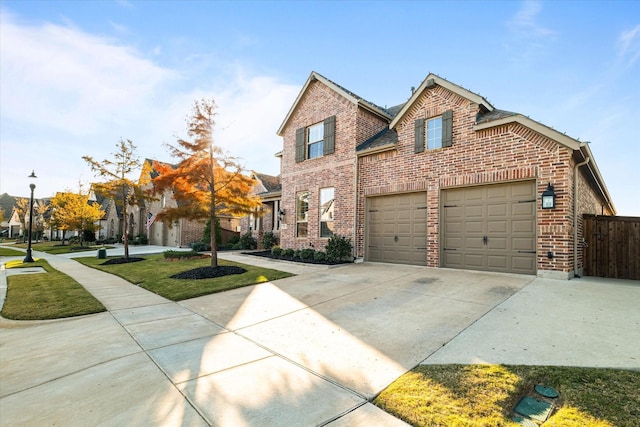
23,170,37,263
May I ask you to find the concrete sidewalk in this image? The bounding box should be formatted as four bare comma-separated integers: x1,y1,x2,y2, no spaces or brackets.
1,246,639,426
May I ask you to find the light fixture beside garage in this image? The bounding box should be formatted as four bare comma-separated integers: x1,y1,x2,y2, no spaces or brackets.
541,183,556,209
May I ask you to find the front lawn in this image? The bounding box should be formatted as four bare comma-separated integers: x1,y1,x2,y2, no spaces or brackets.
77,253,294,300
374,364,640,427
2,259,106,320
0,247,25,256
11,241,112,255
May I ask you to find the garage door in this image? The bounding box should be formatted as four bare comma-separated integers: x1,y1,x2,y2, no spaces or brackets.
442,181,536,275
367,192,427,265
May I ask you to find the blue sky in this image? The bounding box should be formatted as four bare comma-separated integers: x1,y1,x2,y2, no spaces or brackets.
1,0,639,214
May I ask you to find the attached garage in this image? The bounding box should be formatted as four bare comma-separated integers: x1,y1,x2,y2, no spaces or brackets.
442,181,536,275
366,192,427,265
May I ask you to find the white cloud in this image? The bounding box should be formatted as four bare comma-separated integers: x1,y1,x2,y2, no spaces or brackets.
504,0,556,67
507,0,556,38
617,24,640,68
0,11,298,198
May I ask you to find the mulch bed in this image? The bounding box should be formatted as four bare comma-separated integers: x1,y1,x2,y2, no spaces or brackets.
100,257,146,265
170,266,247,280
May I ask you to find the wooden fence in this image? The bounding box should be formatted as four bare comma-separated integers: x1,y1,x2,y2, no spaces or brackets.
583,215,640,280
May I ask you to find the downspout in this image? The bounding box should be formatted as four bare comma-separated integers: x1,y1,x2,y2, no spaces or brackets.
574,151,590,278
353,154,360,261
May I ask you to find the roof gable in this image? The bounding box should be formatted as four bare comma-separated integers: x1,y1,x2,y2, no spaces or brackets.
277,71,392,135
390,73,494,129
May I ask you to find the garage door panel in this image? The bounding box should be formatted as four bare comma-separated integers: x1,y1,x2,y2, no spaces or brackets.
367,192,427,265
442,181,536,275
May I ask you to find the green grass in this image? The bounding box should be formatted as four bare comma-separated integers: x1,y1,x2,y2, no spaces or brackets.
0,247,25,256
77,254,295,300
2,259,106,320
11,241,112,254
374,364,640,427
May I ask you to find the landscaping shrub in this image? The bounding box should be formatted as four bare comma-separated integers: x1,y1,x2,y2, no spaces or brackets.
191,242,211,252
137,234,148,245
313,251,327,262
299,248,316,260
163,250,202,259
261,231,278,250
325,235,353,262
239,232,258,250
282,248,295,258
271,246,283,257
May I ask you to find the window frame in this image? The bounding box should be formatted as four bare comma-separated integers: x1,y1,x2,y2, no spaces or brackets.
426,116,443,150
307,122,324,159
296,191,309,237
319,187,335,238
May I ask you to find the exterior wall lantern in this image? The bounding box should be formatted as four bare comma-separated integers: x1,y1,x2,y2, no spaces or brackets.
278,209,286,221
541,183,556,209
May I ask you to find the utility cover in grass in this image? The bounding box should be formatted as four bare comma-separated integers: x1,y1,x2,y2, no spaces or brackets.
170,266,246,280
514,396,553,422
534,384,559,398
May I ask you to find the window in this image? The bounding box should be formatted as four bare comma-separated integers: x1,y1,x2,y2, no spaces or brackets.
319,187,335,238
296,191,309,237
426,117,442,149
414,110,453,153
308,122,324,159
295,116,335,162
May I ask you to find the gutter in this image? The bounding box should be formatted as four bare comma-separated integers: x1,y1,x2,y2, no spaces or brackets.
574,149,590,278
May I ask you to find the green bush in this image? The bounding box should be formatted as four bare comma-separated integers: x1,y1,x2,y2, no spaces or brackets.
282,248,295,258
313,251,327,262
271,246,282,257
232,242,242,250
261,231,278,250
325,235,353,262
299,248,316,260
137,234,148,245
190,242,211,252
163,250,202,259
239,232,258,250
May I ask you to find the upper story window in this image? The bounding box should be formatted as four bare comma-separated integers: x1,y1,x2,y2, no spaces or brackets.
414,110,453,153
307,122,324,159
426,117,442,149
296,191,309,237
295,116,336,162
319,187,335,238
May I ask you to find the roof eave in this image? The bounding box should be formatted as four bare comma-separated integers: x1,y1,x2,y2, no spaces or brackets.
277,71,390,135
356,143,397,157
390,74,495,129
472,115,582,151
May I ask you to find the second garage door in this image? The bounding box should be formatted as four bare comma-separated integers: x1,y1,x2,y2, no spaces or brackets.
367,192,427,266
442,181,536,275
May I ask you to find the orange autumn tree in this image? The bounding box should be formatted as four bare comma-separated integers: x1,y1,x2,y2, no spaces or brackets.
152,98,261,268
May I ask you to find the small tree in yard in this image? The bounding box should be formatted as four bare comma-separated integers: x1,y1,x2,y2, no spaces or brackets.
50,191,104,246
83,139,148,260
152,98,261,268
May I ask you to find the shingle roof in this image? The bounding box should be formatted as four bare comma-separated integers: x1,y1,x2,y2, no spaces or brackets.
254,173,281,194
356,128,398,152
475,108,517,124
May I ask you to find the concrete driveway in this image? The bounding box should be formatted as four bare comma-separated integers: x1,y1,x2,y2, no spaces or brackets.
1,250,639,426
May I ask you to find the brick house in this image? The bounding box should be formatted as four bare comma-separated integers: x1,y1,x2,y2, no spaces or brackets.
138,159,241,248
240,172,282,243
272,71,614,279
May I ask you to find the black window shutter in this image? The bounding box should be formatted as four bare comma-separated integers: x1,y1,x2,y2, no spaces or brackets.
323,115,336,155
414,118,425,153
442,110,453,147
295,127,305,162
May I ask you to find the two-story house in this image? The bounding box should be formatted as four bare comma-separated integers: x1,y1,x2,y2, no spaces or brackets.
272,71,614,279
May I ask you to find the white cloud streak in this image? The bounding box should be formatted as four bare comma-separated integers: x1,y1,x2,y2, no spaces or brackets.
617,24,640,68
0,11,298,198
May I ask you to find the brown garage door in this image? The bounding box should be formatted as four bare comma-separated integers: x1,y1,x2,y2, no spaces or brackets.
442,181,536,274
367,192,427,265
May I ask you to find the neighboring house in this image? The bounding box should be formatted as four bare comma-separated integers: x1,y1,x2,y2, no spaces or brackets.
88,188,121,241
138,158,241,247
0,193,51,240
274,71,614,279
240,172,282,239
